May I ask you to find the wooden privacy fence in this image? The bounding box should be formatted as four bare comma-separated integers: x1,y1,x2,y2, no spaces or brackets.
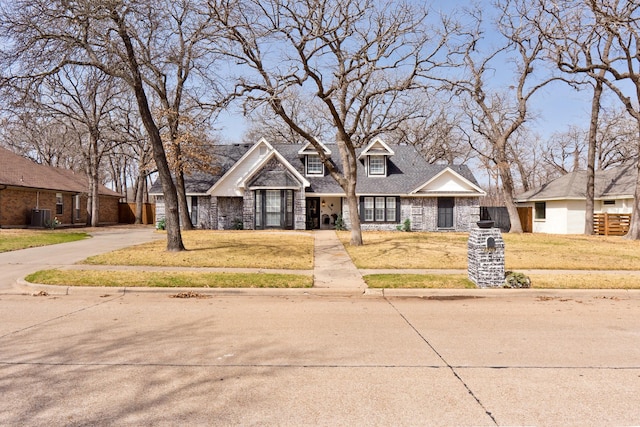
593,213,631,236
118,202,156,225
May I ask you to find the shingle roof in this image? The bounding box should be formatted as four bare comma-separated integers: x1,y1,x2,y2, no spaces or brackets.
149,142,481,196
516,163,637,201
0,146,121,197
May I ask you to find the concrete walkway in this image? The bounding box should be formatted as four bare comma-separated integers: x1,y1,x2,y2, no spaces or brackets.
313,230,366,290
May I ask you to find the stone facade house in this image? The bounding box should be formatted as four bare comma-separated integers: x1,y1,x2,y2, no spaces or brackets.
0,147,121,227
150,138,486,231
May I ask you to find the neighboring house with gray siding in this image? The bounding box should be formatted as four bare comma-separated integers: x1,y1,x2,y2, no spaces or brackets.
150,138,486,232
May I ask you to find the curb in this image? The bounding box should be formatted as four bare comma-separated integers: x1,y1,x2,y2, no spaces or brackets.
14,278,640,299
14,278,366,298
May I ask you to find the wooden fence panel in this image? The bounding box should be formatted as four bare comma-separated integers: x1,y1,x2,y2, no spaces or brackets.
593,213,631,236
118,203,156,225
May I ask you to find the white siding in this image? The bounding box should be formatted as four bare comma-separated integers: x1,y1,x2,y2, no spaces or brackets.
533,200,569,234
210,144,271,197
565,200,586,234
418,171,477,193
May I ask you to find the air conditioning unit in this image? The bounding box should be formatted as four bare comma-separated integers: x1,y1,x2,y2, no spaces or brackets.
31,209,52,227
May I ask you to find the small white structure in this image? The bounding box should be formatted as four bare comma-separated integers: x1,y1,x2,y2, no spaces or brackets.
516,164,635,234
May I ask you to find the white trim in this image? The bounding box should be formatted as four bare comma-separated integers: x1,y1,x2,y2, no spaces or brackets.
207,138,273,195
238,150,310,189
298,140,332,156
410,167,486,196
358,137,395,159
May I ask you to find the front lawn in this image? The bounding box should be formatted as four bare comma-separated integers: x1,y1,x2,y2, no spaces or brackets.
84,230,314,269
0,230,89,252
364,272,640,289
25,269,312,288
339,231,640,270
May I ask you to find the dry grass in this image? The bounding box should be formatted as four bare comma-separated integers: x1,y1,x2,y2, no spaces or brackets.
25,269,312,288
84,230,314,269
0,229,88,252
365,274,475,289
339,231,640,270
528,273,640,289
365,272,640,289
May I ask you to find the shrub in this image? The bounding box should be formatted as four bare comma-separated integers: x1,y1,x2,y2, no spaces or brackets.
396,218,411,232
504,271,532,288
334,214,346,231
156,218,166,230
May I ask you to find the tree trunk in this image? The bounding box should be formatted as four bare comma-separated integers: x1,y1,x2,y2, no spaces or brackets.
176,170,194,230
90,168,99,227
345,180,363,246
584,80,602,235
625,127,640,240
496,145,523,233
134,169,145,224
112,8,185,251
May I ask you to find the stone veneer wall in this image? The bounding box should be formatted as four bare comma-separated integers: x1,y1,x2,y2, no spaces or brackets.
467,227,505,288
342,196,481,232
216,197,243,230
294,190,306,230
243,191,255,230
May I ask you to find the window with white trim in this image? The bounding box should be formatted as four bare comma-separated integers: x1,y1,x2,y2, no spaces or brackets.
368,156,386,176
305,155,324,175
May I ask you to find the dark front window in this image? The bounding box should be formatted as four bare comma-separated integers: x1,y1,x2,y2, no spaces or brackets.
56,193,63,215
360,196,399,223
535,202,546,220
437,197,454,228
255,190,294,229
190,196,198,225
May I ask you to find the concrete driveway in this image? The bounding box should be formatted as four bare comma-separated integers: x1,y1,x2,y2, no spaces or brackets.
0,227,162,292
1,290,639,426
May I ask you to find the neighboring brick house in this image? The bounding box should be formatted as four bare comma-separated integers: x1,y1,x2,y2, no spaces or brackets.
150,138,486,231
0,147,122,227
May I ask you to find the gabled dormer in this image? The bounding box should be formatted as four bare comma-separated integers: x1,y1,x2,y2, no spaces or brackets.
358,138,394,177
298,140,331,177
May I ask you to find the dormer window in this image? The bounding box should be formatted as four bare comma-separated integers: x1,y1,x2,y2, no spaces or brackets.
368,156,386,176
306,155,324,176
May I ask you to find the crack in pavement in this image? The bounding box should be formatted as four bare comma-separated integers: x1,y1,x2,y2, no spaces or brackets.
0,294,124,340
384,296,499,426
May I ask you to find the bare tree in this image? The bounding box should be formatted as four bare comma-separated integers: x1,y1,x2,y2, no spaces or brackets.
0,0,226,250
444,0,561,233
32,68,126,226
541,0,640,239
596,106,639,170
211,0,452,245
542,125,586,176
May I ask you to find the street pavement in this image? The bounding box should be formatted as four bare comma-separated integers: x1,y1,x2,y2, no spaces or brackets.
1,291,639,425
0,228,639,425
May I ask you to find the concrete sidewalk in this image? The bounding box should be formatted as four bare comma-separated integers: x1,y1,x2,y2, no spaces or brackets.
312,230,366,290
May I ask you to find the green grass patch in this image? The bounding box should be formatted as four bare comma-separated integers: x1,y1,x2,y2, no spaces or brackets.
25,269,312,288
365,274,476,289
84,230,314,269
0,230,89,252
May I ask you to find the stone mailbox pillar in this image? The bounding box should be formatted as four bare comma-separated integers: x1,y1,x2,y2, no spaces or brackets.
468,221,505,288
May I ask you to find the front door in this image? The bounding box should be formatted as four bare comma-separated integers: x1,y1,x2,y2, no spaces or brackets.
306,198,320,230
437,197,454,228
